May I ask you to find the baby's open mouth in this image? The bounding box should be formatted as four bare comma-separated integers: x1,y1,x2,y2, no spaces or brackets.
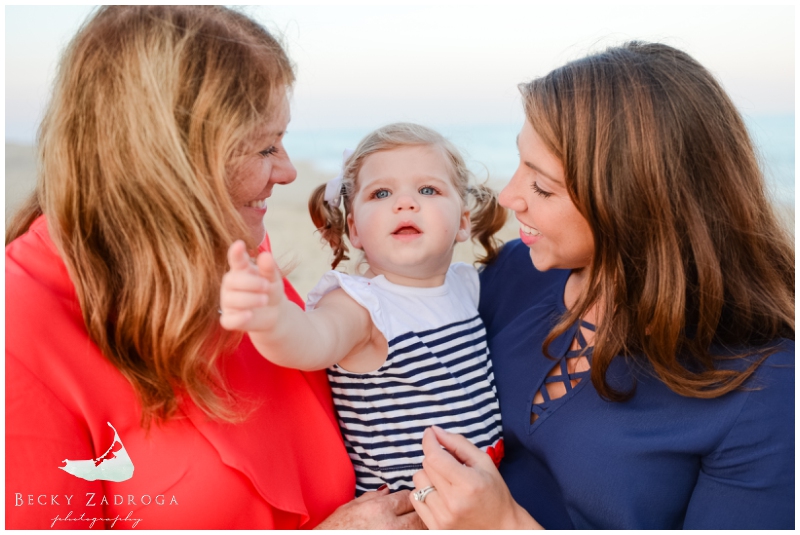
392,222,422,235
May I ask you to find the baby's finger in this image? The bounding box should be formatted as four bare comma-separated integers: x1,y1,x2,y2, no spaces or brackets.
221,271,271,293
220,290,270,311
256,251,282,284
227,240,253,271
219,309,253,331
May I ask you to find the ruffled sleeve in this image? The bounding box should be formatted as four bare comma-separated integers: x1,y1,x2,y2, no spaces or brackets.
447,262,480,307
306,271,389,342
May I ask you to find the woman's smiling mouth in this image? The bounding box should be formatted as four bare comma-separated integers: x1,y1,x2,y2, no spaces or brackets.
519,220,541,245
244,198,268,210
520,221,540,236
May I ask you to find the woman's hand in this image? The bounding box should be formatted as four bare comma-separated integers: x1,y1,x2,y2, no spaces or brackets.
315,487,425,529
410,426,542,530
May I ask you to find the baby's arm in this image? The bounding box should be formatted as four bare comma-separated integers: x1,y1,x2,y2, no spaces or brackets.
220,241,372,371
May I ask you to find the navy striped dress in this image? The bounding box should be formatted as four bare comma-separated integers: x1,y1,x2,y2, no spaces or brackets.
306,263,503,495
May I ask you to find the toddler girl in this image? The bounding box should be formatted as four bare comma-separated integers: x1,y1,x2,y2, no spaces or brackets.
220,123,506,495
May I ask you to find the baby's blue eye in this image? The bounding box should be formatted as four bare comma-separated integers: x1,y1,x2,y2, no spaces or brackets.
419,186,437,195
375,189,390,199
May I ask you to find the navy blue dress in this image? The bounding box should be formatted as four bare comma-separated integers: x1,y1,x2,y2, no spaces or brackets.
479,239,795,529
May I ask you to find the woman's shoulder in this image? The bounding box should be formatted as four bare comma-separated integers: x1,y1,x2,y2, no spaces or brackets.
647,339,794,445
7,216,62,278
7,217,82,344
736,338,794,398
635,339,794,407
714,338,794,381
689,339,794,527
479,239,568,288
478,239,569,334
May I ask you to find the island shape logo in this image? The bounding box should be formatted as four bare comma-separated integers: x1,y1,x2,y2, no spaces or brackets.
59,422,134,482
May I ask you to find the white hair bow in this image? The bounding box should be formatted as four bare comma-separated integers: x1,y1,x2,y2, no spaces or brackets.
324,149,355,208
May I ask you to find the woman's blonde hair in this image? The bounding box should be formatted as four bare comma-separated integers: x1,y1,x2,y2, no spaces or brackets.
308,123,507,268
6,6,295,426
521,42,794,401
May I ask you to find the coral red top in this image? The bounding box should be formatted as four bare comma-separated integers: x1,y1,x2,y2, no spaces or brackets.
6,216,354,529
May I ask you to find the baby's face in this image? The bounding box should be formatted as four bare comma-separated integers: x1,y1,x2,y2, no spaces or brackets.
346,145,470,286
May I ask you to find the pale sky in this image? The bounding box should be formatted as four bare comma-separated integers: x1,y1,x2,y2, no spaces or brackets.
5,4,795,143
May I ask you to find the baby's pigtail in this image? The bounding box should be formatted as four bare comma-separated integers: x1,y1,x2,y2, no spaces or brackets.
309,184,350,269
468,184,507,265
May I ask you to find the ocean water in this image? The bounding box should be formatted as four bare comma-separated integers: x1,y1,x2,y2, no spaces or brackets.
284,114,795,207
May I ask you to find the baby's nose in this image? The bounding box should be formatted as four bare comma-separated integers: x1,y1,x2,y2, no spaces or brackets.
393,194,419,212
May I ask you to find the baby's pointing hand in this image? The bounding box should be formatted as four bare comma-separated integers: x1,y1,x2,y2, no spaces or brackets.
219,240,285,332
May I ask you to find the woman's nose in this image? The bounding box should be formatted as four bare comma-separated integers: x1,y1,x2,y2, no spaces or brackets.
271,153,297,186
498,169,526,212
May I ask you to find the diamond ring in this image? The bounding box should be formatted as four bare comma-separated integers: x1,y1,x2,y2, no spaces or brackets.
413,485,436,503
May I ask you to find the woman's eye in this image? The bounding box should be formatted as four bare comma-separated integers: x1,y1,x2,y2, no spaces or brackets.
531,182,553,198
373,189,391,199
259,146,277,157
419,186,437,195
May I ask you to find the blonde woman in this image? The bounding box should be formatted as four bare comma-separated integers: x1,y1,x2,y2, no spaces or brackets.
5,6,421,529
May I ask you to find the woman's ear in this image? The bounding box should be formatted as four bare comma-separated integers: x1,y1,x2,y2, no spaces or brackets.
456,209,471,243
347,213,363,250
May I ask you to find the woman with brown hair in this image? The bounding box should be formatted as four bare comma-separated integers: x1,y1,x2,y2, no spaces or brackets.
5,6,421,529
409,42,794,529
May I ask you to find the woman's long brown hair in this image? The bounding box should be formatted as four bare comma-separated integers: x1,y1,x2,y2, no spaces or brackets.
521,42,794,401
6,6,295,426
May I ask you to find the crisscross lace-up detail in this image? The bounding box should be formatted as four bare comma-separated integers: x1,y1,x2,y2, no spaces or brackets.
531,319,596,424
